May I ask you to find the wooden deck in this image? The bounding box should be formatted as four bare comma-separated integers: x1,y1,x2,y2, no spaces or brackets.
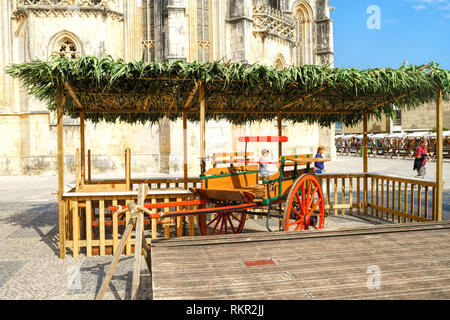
150,221,450,300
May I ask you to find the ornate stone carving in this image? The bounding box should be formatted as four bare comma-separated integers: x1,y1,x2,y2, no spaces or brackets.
252,0,296,45
14,0,123,21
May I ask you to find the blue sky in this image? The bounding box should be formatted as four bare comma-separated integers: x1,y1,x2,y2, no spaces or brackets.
330,0,450,69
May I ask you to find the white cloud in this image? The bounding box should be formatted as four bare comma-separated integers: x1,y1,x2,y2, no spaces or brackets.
409,0,450,9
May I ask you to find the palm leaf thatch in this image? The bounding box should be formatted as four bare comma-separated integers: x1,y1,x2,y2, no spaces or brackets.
6,55,450,127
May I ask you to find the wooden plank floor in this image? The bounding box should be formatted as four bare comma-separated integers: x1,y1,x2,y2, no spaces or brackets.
150,221,450,300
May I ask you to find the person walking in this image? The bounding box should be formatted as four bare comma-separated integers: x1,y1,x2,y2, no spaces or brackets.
413,140,429,179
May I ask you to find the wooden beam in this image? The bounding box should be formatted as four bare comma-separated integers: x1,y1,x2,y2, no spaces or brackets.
363,113,368,215
131,184,149,300
57,83,66,258
366,90,419,111
95,218,135,300
435,87,443,221
62,78,84,110
183,82,199,109
280,87,328,110
131,210,143,300
76,108,358,115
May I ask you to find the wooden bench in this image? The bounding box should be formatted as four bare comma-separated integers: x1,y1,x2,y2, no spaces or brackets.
211,152,254,168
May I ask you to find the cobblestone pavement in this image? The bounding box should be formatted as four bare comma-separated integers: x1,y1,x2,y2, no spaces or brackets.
0,156,449,300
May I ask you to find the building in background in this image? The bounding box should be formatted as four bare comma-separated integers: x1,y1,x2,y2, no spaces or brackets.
340,101,450,135
0,0,335,176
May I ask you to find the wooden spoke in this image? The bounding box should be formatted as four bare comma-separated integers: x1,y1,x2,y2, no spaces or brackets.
283,174,325,231
198,204,247,236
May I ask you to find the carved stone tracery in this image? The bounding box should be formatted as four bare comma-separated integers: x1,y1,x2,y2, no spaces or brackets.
252,0,296,45
13,0,123,21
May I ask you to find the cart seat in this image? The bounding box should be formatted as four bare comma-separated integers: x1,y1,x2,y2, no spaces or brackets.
238,184,266,198
190,188,256,203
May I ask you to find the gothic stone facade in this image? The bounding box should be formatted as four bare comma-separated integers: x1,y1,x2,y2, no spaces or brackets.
0,0,335,176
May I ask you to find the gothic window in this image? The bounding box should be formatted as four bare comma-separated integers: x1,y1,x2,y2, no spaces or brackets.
142,0,155,61
274,54,286,70
293,1,314,65
54,38,79,58
197,0,211,62
269,0,281,10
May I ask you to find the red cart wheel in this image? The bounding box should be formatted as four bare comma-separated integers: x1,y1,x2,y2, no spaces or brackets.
198,200,247,236
283,174,325,231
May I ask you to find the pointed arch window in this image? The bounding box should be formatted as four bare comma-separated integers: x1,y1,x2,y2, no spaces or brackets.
142,0,155,62
274,54,286,70
197,0,212,62
293,1,314,65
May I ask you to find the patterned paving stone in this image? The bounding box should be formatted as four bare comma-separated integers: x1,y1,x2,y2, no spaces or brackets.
0,261,27,289
7,209,57,239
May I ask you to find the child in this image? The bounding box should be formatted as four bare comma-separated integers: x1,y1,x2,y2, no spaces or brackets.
413,141,429,179
315,146,325,174
259,149,271,178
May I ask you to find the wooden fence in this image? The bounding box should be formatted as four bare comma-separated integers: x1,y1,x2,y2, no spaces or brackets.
60,174,439,257
61,178,202,258
318,173,438,223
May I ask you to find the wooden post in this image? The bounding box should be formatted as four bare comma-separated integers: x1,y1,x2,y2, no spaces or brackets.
125,148,131,191
96,218,134,300
277,112,282,158
131,184,149,300
363,113,368,214
277,112,283,229
96,184,150,300
87,149,91,183
80,111,85,185
183,111,188,189
199,82,206,176
75,148,80,192
435,87,443,221
57,83,66,258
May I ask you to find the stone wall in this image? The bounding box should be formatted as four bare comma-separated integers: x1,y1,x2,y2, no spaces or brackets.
343,101,450,134
0,0,337,176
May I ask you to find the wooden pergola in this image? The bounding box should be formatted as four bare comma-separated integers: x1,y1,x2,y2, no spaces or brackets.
6,56,449,258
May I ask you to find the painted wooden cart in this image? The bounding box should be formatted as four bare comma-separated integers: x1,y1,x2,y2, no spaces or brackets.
109,136,330,235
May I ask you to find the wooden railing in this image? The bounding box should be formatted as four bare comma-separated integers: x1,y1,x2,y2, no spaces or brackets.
318,173,366,216
61,173,439,257
318,173,438,223
61,178,202,258
366,173,437,223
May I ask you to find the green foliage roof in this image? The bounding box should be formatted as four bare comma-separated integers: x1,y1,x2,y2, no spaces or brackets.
6,55,450,127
